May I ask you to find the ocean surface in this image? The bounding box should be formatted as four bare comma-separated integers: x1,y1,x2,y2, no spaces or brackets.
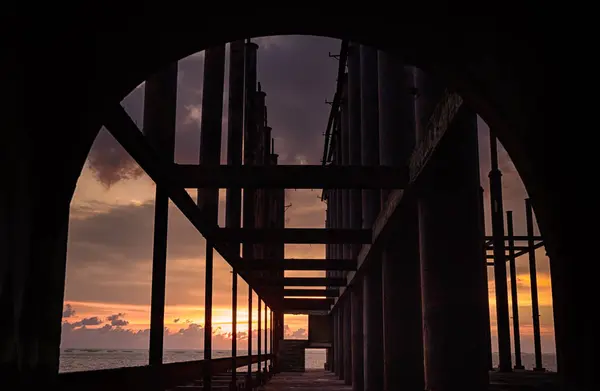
59,349,556,373
491,352,557,372
59,348,327,373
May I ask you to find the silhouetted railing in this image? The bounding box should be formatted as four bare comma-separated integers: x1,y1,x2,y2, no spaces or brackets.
58,354,272,390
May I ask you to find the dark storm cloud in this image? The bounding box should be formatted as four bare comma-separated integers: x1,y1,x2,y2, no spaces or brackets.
68,316,103,327
107,313,129,327
60,305,306,350
254,36,341,164
283,324,308,340
86,85,146,188
84,35,341,187
62,304,76,318
65,200,238,306
67,200,204,266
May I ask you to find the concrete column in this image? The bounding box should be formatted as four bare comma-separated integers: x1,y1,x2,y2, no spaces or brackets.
337,307,345,379
359,46,380,226
479,187,494,370
418,106,489,391
359,45,383,391
242,41,258,274
273,311,284,373
343,298,353,385
198,46,225,390
1,76,88,385
347,41,364,391
257,299,262,379
242,42,258,388
326,204,331,261
347,43,363,255
226,40,245,382
225,40,245,229
507,211,524,369
336,307,342,377
351,282,364,390
335,111,344,278
333,128,342,275
340,77,351,262
331,310,337,373
525,199,545,372
378,52,423,391
489,135,513,371
145,64,178,368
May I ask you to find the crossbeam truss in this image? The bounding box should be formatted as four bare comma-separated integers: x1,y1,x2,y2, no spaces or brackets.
103,89,544,314
102,41,544,345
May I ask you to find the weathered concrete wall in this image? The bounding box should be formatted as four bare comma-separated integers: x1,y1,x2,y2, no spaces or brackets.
278,340,308,372
308,315,332,344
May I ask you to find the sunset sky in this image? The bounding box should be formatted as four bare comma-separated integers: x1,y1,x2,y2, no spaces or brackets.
61,35,555,355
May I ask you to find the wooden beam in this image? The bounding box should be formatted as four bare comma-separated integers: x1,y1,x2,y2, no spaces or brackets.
256,277,347,287
175,164,408,189
513,241,545,258
236,258,356,271
102,105,276,305
484,235,543,242
283,298,334,312
486,245,530,251
333,92,466,311
213,228,371,244
284,289,340,297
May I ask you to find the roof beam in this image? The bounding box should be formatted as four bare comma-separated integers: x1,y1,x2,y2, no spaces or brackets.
256,277,346,287
213,228,371,244
236,258,356,271
484,235,543,242
175,164,408,189
284,289,340,297
282,298,334,312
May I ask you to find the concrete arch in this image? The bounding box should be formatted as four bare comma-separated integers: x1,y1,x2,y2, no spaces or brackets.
3,14,585,389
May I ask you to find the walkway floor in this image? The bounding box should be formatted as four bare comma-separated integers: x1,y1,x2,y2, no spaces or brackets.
259,370,351,390
259,369,558,390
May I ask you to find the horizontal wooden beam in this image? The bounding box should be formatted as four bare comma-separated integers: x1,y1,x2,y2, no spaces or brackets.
282,298,334,312
256,277,347,287
236,258,356,271
284,288,340,297
175,164,408,189
213,228,371,244
334,92,466,312
58,354,272,391
486,246,530,251
513,241,545,257
484,236,543,242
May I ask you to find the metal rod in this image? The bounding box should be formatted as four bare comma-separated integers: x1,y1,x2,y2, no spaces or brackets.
203,243,213,390
269,308,273,370
480,187,494,370
507,211,524,369
247,285,253,388
232,271,237,385
198,45,225,390
226,38,245,385
489,134,512,371
526,198,545,371
264,303,268,374
257,298,262,379
146,64,177,366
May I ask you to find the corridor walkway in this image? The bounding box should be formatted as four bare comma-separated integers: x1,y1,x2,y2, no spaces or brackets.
260,370,351,390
